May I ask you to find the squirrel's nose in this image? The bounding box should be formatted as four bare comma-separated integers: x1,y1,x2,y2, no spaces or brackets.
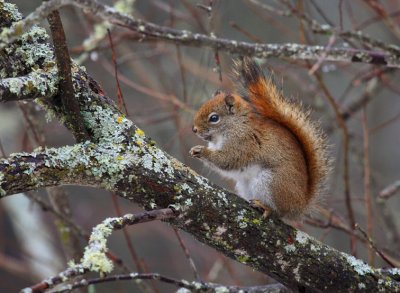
192,126,198,133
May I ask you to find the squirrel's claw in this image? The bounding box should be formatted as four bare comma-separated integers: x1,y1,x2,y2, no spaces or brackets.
249,199,272,218
189,145,205,158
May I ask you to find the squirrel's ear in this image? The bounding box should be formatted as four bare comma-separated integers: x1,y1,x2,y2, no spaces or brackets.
224,95,236,114
213,89,223,97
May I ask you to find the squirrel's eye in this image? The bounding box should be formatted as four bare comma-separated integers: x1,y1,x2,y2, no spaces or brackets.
208,114,220,123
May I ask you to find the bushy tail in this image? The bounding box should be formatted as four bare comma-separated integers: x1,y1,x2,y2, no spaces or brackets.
234,57,330,201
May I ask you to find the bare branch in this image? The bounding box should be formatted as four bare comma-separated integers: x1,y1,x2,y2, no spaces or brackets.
1,0,400,68
53,273,289,293
379,180,400,199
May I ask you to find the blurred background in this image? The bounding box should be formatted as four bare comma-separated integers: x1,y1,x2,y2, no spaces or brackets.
1,0,400,291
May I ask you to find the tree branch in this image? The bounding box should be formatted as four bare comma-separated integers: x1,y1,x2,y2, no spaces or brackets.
1,1,400,292
1,0,400,68
47,9,89,142
53,273,289,293
0,71,398,291
0,72,58,102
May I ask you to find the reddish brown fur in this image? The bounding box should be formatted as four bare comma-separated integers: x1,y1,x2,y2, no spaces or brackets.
246,76,328,202
190,59,330,218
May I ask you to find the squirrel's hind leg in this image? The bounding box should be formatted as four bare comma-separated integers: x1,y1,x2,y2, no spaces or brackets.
249,199,272,218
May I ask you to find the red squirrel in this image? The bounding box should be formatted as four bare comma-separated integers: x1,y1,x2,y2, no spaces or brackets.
189,58,330,218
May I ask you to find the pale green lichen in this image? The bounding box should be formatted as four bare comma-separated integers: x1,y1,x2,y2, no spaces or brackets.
184,198,193,206
310,244,318,251
295,230,310,244
2,1,22,21
7,77,23,94
77,0,136,64
238,221,247,229
343,253,373,275
79,106,175,182
79,217,117,275
4,69,58,98
1,24,54,78
236,209,251,229
192,282,203,290
284,244,296,253
114,0,136,15
214,287,230,293
13,26,53,67
195,176,212,190
234,249,250,264
387,268,400,276
236,254,249,264
180,183,193,193
1,18,58,104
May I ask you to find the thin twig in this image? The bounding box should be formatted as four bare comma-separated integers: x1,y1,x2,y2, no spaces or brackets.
308,0,334,25
110,193,156,293
111,194,143,272
355,224,396,268
107,29,129,116
363,0,400,40
379,180,400,199
26,191,133,274
173,228,201,281
180,0,207,33
230,21,262,42
356,10,400,30
362,107,374,264
314,73,356,255
18,104,45,146
308,34,337,75
176,45,188,103
26,191,87,238
3,0,400,68
100,60,193,113
279,0,400,55
51,272,289,293
338,0,344,31
370,111,400,134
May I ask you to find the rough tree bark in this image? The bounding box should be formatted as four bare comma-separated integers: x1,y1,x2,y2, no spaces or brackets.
0,1,399,292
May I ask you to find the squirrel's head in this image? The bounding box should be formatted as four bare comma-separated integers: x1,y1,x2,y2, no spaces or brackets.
192,90,250,141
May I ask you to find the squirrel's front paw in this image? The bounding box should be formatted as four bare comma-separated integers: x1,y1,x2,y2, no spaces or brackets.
189,145,205,158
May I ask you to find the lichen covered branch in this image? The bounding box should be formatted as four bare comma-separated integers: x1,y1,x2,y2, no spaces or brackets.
23,209,175,292
0,71,58,101
1,0,400,67
1,1,400,292
47,9,89,142
0,79,399,291
0,1,58,102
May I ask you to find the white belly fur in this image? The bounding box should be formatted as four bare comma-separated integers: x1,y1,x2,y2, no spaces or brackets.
208,135,224,151
206,138,276,210
215,164,276,210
